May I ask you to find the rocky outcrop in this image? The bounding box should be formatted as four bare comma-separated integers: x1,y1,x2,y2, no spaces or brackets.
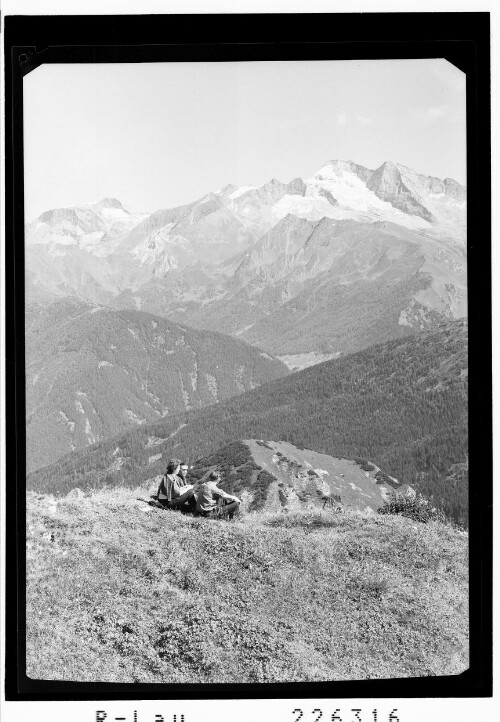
444,177,466,201
367,161,436,223
317,186,338,205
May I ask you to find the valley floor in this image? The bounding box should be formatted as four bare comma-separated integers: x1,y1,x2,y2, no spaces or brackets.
26,487,469,683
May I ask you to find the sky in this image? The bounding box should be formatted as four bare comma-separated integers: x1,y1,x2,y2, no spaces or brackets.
23,58,466,220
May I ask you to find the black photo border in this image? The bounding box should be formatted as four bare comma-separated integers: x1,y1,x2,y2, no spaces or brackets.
4,11,492,702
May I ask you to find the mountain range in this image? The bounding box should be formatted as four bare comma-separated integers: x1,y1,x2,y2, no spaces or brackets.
27,320,468,524
26,159,467,360
25,298,288,471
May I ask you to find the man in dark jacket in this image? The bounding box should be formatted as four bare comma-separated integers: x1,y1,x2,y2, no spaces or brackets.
157,459,196,511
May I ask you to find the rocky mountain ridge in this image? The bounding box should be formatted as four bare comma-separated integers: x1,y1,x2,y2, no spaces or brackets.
26,159,466,357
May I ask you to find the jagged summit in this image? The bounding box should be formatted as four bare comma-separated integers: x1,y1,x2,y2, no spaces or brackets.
90,197,127,211
26,156,466,357
36,197,126,223
315,158,464,193
314,159,373,182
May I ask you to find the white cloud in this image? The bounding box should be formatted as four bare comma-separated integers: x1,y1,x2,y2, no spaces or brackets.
411,104,461,124
334,112,348,126
355,114,371,126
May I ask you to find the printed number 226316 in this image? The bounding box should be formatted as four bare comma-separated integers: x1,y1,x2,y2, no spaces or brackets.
292,709,400,722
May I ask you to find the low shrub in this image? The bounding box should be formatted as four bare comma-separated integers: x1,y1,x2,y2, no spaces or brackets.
378,493,446,524
196,441,251,469
354,457,376,472
256,441,273,450
249,470,277,512
375,470,399,488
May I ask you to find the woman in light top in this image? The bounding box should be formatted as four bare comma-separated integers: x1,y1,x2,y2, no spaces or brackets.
195,471,241,518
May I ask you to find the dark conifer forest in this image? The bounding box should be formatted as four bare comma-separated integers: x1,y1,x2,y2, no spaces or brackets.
27,320,468,525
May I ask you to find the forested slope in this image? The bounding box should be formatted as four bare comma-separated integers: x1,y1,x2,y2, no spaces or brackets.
26,297,288,470
28,320,468,524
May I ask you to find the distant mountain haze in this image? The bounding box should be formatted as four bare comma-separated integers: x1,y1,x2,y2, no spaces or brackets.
25,298,288,472
26,159,466,359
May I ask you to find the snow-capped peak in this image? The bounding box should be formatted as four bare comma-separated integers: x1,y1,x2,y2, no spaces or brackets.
229,185,258,200
90,198,127,212
313,159,372,181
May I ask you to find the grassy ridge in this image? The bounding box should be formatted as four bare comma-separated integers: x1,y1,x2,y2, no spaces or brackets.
27,487,468,683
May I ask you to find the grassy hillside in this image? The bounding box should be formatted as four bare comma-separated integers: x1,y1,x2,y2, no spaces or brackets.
25,297,288,471
26,487,468,683
28,320,468,524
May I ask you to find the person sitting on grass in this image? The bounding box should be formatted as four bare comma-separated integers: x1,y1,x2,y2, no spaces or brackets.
157,458,196,512
278,482,290,512
177,461,190,486
195,470,241,519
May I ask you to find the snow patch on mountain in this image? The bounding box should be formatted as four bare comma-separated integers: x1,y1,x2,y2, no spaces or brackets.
272,194,338,222
229,186,258,200
306,164,433,231
26,160,466,348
